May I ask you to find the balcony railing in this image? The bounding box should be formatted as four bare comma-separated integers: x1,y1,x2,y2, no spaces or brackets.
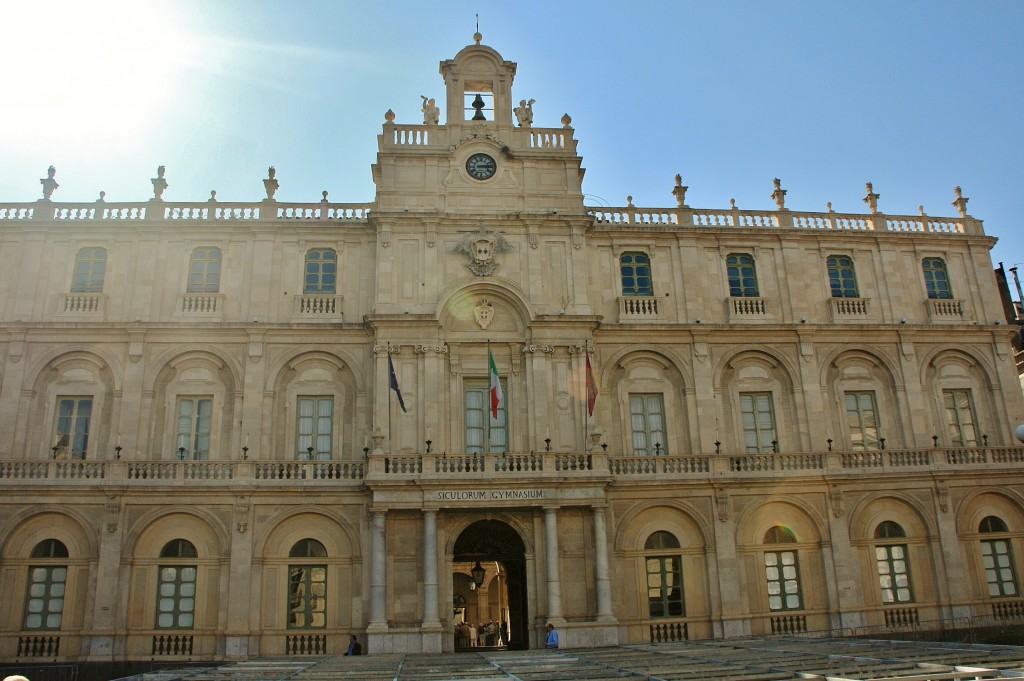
1,446,1021,487
618,296,661,322
588,205,977,236
0,201,372,223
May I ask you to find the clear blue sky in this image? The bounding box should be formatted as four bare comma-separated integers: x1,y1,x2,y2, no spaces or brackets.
3,1,1022,274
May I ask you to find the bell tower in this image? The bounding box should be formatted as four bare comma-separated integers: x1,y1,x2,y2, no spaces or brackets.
440,32,517,127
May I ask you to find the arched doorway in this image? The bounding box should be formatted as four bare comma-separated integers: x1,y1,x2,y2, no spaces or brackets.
452,519,528,650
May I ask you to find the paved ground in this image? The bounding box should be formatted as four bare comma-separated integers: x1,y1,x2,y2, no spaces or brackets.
122,637,1024,681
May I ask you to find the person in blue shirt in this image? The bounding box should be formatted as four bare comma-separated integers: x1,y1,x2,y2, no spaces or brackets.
545,623,559,649
345,634,362,656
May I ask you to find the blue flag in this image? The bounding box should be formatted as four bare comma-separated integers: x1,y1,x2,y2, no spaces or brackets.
388,351,407,413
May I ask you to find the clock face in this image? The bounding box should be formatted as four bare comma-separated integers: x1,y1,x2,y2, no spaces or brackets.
466,153,497,180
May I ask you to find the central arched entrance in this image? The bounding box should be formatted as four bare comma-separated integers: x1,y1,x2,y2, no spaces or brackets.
452,519,528,650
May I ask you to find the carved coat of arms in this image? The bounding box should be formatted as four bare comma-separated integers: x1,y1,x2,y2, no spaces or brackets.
454,222,513,276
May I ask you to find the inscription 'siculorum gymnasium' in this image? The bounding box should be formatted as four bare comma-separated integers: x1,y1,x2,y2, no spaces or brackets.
0,34,1023,666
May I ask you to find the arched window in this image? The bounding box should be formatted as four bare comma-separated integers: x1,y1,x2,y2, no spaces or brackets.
31,539,69,559
727,253,758,297
156,539,197,630
289,539,327,630
644,532,684,618
763,526,801,611
922,257,952,300
827,255,858,298
874,521,906,539
981,516,1010,533
187,247,222,293
24,539,70,631
980,516,1018,598
303,249,337,294
289,539,328,558
620,252,653,296
874,521,913,604
71,247,107,293
160,539,198,558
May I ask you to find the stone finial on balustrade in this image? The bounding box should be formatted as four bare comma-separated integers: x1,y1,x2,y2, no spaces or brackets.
672,174,689,208
321,190,329,204
208,190,217,203
863,182,880,213
384,108,396,123
560,113,572,129
263,166,279,202
626,195,634,208
918,205,926,216
771,178,788,211
96,191,106,203
150,165,168,201
40,165,59,201
826,201,834,213
952,185,970,217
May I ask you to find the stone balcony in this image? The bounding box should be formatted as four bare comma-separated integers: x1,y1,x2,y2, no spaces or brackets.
0,201,372,223
1,446,1020,489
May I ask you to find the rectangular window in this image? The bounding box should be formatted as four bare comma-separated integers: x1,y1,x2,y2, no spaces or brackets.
764,551,802,611
630,394,666,455
297,397,333,460
54,397,92,459
620,252,653,296
187,247,222,293
71,247,107,293
23,566,66,630
876,544,914,603
464,381,507,454
646,556,685,618
288,565,327,629
845,391,879,451
982,540,1019,598
727,253,759,297
740,392,776,454
156,566,197,629
827,255,858,298
303,249,337,294
922,258,952,300
176,397,212,460
943,389,978,447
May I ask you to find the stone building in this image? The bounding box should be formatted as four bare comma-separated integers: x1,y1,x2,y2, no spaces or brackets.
1,36,1023,665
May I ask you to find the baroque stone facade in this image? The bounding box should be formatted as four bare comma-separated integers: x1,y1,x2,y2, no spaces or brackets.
1,37,1023,664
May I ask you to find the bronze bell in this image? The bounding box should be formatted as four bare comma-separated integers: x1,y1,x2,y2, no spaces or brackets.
471,93,487,121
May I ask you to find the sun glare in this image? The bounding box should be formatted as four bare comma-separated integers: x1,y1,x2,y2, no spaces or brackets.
3,1,202,153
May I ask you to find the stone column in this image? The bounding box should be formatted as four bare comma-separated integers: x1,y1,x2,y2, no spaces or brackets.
421,509,443,651
544,506,563,622
592,506,615,621
85,495,125,660
369,510,387,628
223,496,254,658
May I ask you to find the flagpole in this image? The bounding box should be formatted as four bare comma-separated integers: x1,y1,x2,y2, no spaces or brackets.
387,346,392,455
486,338,491,452
584,340,589,452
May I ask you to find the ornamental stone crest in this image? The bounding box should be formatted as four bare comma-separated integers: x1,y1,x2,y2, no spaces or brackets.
454,221,513,276
474,299,495,329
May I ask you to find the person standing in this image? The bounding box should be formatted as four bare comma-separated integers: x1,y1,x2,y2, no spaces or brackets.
545,623,559,649
345,634,362,656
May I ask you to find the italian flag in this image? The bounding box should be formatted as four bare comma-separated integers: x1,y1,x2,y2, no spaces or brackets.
488,348,503,419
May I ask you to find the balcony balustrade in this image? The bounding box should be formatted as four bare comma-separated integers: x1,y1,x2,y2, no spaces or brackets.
0,446,1020,488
